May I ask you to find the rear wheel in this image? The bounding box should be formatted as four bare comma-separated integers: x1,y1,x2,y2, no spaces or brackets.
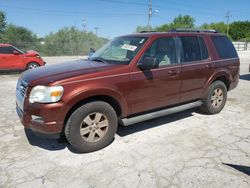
26,62,39,70
200,81,227,114
65,101,118,153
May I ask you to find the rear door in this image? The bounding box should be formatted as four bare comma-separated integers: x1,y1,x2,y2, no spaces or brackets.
178,35,214,102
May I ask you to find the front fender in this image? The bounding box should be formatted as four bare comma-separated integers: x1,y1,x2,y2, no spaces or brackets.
61,85,129,118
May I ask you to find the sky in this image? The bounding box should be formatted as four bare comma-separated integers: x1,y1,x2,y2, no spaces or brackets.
0,0,249,39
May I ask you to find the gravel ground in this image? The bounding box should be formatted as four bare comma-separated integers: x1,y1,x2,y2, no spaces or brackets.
0,52,250,188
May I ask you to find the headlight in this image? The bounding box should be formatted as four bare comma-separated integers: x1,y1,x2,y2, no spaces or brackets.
29,85,64,103
36,54,41,59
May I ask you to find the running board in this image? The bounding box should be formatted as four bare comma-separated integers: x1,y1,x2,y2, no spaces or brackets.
120,100,202,126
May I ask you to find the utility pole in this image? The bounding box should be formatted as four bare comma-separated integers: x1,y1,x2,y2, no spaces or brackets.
82,18,87,32
94,27,99,36
225,11,231,36
69,33,73,55
147,0,152,31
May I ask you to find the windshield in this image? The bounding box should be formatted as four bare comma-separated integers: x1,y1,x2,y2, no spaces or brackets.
90,36,148,65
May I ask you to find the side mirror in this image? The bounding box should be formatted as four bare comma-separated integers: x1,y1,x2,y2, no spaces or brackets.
90,48,95,53
13,50,20,55
138,57,157,70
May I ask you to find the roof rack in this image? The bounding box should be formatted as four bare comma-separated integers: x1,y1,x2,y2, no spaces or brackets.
170,28,217,33
139,31,157,33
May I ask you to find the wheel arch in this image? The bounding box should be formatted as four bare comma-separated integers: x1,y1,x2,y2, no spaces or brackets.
212,75,230,90
202,71,230,98
63,93,127,128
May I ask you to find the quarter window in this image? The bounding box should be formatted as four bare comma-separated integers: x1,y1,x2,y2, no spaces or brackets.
211,36,238,59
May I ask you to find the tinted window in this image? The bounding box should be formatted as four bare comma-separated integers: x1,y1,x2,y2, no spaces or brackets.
180,36,201,62
0,47,14,54
199,37,209,60
142,37,177,67
211,36,238,59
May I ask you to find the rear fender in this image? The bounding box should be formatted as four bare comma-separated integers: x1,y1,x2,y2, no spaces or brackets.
201,69,230,98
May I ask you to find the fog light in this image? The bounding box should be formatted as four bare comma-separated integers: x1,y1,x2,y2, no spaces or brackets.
31,115,44,123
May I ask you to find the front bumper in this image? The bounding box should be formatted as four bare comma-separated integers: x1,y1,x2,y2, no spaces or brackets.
16,78,66,139
16,101,65,139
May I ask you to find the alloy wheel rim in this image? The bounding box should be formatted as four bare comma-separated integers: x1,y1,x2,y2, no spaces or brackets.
211,88,223,108
80,112,109,142
29,64,38,69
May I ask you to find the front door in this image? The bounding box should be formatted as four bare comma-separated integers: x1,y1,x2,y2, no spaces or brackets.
0,46,23,70
129,37,181,114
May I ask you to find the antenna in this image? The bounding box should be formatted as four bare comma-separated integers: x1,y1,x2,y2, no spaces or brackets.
82,18,87,32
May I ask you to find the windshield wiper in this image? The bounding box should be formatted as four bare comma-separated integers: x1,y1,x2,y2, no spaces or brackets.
90,57,107,64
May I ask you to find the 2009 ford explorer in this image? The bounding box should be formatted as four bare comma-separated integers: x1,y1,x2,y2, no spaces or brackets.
16,29,239,153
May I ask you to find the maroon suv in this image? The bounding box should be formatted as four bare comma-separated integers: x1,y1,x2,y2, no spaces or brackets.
16,29,239,152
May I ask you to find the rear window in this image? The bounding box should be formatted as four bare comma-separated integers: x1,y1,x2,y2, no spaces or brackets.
211,36,238,59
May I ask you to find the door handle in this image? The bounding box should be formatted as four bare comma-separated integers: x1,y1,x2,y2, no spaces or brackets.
206,64,212,69
167,70,177,76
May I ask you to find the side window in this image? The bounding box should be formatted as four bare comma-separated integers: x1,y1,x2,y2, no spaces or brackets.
211,36,238,59
0,47,14,54
142,37,177,67
199,37,209,60
180,36,201,62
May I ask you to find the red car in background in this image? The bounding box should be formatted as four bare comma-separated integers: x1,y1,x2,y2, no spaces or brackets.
0,43,45,71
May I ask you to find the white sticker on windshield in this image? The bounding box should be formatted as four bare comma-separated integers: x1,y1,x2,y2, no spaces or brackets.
121,44,137,51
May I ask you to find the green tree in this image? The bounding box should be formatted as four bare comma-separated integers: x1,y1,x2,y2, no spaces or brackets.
229,21,250,41
200,22,227,33
137,15,195,33
135,25,153,32
43,27,108,56
171,15,195,28
155,24,171,32
2,24,40,51
0,11,6,33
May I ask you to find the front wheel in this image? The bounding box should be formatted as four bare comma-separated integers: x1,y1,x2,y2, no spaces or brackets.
26,62,39,70
65,101,118,153
200,81,227,114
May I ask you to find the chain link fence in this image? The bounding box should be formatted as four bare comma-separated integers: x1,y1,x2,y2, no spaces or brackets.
2,40,107,56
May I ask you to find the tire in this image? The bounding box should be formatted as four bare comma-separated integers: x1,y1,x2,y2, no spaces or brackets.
65,101,118,153
26,62,39,70
200,80,227,114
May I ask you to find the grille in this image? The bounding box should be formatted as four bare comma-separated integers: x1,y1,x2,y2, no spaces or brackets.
17,79,28,97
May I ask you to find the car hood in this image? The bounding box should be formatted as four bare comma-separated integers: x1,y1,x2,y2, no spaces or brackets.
21,60,122,86
24,50,39,57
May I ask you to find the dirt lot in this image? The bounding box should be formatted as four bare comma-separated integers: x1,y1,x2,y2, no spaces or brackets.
0,52,250,187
